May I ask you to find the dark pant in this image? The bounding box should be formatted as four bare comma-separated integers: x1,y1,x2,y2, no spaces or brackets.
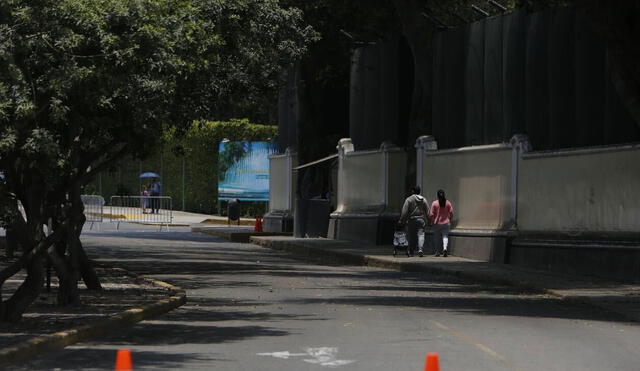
150,194,160,213
407,217,426,253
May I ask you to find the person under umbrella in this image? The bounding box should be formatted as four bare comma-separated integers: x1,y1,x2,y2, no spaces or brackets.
149,177,162,213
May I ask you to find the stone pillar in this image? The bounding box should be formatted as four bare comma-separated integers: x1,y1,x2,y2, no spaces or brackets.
509,134,531,229
415,135,438,193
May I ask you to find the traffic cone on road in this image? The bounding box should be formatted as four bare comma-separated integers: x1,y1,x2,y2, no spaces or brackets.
254,217,263,232
424,353,440,371
115,349,133,371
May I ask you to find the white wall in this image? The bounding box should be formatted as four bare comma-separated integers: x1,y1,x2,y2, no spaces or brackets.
334,140,406,215
336,151,385,213
518,145,640,233
421,144,514,230
268,150,296,213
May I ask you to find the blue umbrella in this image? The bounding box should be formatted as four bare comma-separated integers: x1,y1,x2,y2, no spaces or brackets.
139,172,160,179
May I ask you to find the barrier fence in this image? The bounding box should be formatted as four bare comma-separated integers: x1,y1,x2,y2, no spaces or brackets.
81,195,105,229
109,196,173,230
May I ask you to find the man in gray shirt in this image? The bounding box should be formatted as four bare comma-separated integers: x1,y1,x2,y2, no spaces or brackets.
398,186,430,257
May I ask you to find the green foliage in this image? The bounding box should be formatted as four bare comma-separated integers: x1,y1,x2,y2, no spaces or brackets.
0,0,313,220
0,0,314,320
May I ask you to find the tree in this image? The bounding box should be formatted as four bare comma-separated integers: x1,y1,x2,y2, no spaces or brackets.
0,0,316,321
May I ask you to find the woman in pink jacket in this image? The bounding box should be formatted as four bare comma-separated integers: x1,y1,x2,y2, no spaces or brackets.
429,189,454,257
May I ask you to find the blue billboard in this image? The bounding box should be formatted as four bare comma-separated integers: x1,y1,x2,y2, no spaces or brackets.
218,141,278,201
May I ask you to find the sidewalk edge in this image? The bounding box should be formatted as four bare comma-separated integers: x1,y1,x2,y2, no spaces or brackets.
0,274,186,366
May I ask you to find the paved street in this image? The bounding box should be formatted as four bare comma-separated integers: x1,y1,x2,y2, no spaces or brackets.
11,224,640,370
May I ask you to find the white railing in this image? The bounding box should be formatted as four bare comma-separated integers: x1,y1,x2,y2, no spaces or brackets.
109,196,173,230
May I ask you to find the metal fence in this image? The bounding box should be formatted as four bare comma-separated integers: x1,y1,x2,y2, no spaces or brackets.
81,195,104,229
109,196,173,230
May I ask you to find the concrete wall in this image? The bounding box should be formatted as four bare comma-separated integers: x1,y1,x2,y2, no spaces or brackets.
518,144,640,235
264,149,297,233
329,139,407,245
420,141,515,230
335,150,385,213
416,135,640,279
418,135,640,236
334,140,406,215
268,150,296,213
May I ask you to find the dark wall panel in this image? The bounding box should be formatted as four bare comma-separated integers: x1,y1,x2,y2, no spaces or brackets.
349,48,365,148
574,11,605,146
432,7,640,150
465,22,485,145
604,66,640,144
548,8,576,148
524,11,550,149
484,15,504,143
502,9,527,137
431,33,446,147
361,45,381,150
349,38,414,151
443,28,468,148
379,40,400,145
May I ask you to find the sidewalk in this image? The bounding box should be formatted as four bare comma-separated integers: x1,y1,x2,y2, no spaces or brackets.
248,235,640,323
102,209,256,227
0,264,185,366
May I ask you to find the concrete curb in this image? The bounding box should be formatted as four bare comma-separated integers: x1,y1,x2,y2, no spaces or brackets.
250,237,640,323
0,269,186,367
193,227,291,243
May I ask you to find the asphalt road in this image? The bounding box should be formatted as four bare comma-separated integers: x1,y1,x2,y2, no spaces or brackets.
10,224,640,370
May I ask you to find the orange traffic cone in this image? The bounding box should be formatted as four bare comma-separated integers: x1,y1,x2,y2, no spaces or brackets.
424,353,440,371
115,349,133,371
254,217,263,232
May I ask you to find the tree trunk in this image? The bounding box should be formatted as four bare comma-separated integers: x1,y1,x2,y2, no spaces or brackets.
0,254,45,322
4,229,18,259
50,237,80,306
77,241,102,290
70,187,102,290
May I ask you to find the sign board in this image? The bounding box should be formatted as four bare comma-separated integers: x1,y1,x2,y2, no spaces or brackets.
218,141,277,201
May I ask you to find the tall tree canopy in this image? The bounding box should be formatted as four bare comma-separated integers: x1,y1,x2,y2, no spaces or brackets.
0,0,316,321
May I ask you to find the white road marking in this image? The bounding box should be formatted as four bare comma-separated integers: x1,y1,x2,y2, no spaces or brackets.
256,351,308,359
257,347,356,368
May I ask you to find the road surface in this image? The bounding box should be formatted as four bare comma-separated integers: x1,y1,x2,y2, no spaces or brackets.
10,224,640,370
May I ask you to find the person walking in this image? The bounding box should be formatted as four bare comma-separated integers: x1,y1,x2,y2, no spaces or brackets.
149,177,162,214
430,189,454,257
398,186,430,257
